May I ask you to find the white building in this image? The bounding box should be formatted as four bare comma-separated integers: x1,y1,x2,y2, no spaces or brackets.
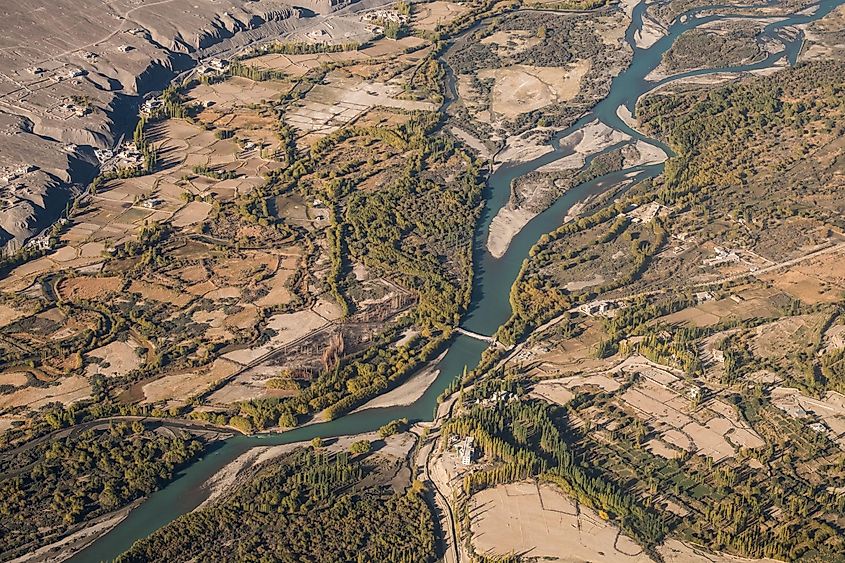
142,98,163,115
455,436,474,466
809,422,829,435
94,148,114,163
140,197,162,209
25,234,51,251
580,300,615,317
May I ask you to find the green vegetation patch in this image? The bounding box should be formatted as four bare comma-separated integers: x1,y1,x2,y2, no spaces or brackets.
0,421,204,559
116,448,435,563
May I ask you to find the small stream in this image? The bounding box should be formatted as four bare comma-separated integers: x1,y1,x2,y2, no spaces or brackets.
71,0,845,560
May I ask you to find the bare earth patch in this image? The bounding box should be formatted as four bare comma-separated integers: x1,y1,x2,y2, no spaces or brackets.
0,304,28,328
222,309,329,365
142,359,240,405
352,352,447,412
529,380,576,406
470,481,650,562
85,339,142,378
58,276,123,301
412,1,469,31
129,280,193,307
0,376,91,409
478,60,591,119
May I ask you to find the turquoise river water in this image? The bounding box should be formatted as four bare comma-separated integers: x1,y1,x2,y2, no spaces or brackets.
71,0,845,559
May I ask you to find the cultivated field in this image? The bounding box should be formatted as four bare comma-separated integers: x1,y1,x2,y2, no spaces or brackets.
469,481,651,561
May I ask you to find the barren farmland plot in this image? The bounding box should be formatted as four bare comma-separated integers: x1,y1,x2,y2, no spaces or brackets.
759,250,845,304
411,1,469,31
284,73,437,138
469,481,651,562
142,359,241,405
85,339,143,378
0,376,91,410
478,61,591,118
58,276,123,300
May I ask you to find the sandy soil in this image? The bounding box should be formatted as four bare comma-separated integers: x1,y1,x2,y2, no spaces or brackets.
58,276,123,301
539,121,631,173
0,304,28,328
645,438,684,459
0,415,26,433
352,352,447,412
129,280,193,307
529,381,576,406
171,201,213,228
624,140,668,167
478,61,590,119
595,14,630,47
222,309,329,364
470,481,651,561
84,339,142,378
412,1,469,31
255,269,295,308
481,30,541,57
634,12,667,49
394,327,419,348
0,372,29,387
285,74,436,137
486,206,538,259
565,274,606,291
486,121,631,258
494,129,557,167
0,376,91,409
142,358,239,404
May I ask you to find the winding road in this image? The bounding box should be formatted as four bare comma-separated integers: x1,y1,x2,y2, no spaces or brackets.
66,0,845,560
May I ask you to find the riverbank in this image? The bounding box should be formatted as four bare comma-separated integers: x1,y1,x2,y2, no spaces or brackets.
486,121,632,259
10,501,140,563
65,0,845,557
352,352,448,413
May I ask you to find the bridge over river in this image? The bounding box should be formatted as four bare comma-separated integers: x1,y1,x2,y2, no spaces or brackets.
455,327,510,350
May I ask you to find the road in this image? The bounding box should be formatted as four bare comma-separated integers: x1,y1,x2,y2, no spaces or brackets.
418,393,463,563
496,240,845,371
692,240,845,288
0,416,234,477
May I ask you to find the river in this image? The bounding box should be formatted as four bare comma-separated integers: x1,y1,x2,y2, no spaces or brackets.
70,0,844,560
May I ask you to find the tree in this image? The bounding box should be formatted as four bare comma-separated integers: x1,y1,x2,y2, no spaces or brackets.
228,416,253,434
278,412,297,428
378,418,408,438
349,440,372,455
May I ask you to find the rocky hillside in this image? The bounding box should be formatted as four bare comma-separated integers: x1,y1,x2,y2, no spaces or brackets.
0,0,349,253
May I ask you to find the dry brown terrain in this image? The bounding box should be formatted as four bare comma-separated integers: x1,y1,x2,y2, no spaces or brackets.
469,481,651,561
478,61,591,119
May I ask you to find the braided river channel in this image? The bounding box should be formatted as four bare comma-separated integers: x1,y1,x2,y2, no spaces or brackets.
72,0,845,559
